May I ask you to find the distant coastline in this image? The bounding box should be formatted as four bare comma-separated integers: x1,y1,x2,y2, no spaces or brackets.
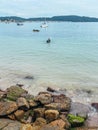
1,15,98,22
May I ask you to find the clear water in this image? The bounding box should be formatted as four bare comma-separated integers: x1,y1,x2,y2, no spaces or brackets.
0,22,98,91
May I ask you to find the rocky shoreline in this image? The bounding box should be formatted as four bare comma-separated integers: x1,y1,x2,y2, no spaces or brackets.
0,85,98,130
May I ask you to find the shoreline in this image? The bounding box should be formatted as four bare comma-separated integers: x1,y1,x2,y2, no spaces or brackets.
0,85,98,129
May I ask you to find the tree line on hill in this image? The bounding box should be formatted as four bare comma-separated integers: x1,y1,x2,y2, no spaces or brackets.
0,15,98,22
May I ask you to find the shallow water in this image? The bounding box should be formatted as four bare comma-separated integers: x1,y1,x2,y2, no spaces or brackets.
0,22,98,92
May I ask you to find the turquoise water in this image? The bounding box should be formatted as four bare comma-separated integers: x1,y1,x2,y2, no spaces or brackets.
0,22,98,90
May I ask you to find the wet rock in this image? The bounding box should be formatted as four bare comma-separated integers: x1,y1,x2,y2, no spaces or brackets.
14,110,25,121
24,75,34,80
7,86,27,101
68,114,85,127
91,103,98,111
47,87,57,93
0,101,18,116
70,102,91,119
85,113,98,128
34,93,52,105
34,108,45,118
33,117,47,127
17,97,29,110
45,110,59,122
0,90,7,100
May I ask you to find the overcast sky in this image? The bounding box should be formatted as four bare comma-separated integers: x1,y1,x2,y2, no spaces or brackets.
0,0,98,18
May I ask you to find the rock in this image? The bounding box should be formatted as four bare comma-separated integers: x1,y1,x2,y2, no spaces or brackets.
8,114,16,120
0,119,14,129
21,110,34,122
59,114,70,128
0,119,22,130
45,102,70,111
33,117,47,127
34,93,52,104
24,75,34,80
34,108,45,118
20,124,33,130
91,103,98,111
14,110,25,121
47,87,57,93
40,125,65,130
26,116,32,123
68,114,85,127
49,119,66,129
85,113,98,128
53,94,71,105
70,102,91,119
17,97,29,110
7,86,27,101
45,110,59,122
0,90,7,100
28,100,38,108
44,94,71,112
0,101,18,116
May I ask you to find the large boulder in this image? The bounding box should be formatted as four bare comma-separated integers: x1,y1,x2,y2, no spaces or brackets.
45,110,59,122
0,101,18,116
70,102,91,119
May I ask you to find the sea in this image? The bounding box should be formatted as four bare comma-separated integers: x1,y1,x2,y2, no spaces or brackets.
0,22,98,94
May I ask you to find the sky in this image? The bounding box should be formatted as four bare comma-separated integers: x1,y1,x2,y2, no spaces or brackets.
0,0,98,18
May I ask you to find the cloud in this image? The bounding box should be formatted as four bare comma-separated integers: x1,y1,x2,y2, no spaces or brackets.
0,0,98,17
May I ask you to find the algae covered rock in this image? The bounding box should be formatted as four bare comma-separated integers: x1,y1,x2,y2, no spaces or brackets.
6,86,27,101
68,114,85,127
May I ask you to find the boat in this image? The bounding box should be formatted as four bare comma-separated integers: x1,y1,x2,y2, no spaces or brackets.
33,29,40,32
40,18,48,28
17,23,23,26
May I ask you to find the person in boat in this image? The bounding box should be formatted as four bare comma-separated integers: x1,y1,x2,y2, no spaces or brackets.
46,38,51,43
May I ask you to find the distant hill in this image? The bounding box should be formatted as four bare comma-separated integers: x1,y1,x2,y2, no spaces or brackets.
1,15,98,22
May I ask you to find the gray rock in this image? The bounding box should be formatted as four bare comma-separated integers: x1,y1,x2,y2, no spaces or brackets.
70,102,91,118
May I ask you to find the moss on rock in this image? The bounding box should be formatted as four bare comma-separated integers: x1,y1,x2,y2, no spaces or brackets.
68,114,85,127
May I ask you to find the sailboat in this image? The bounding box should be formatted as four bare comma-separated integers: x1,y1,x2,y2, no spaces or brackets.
40,18,48,28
